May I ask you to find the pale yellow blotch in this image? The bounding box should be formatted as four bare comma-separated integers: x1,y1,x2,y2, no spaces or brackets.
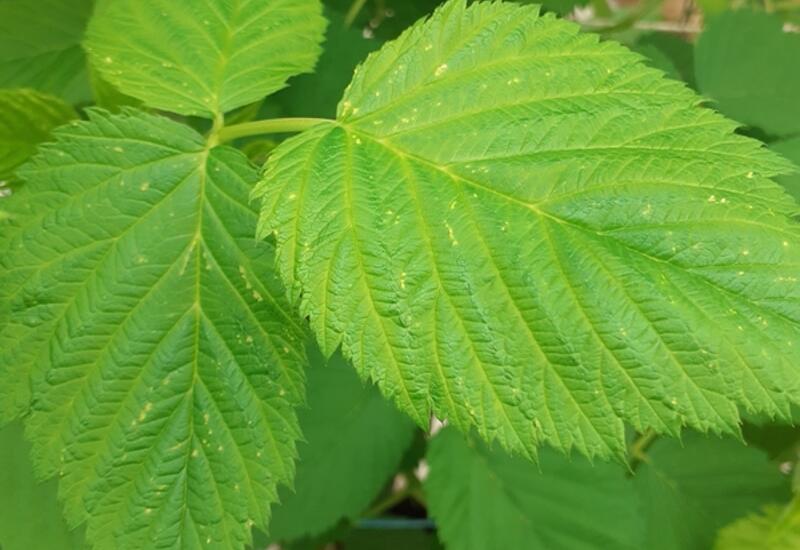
138,402,153,422
435,63,448,77
445,222,458,246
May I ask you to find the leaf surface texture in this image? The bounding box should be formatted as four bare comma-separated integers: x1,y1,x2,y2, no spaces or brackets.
85,0,327,117
0,110,309,549
256,0,800,459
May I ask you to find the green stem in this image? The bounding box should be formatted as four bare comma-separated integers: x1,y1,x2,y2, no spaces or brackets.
362,487,413,518
216,117,330,143
344,0,369,27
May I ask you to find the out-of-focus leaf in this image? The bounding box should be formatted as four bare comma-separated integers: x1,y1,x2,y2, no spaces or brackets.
0,88,76,180
695,10,800,136
268,348,416,541
272,9,381,118
0,0,93,103
771,137,800,202
87,65,141,112
633,33,695,87
0,423,83,550
424,428,642,550
635,432,791,550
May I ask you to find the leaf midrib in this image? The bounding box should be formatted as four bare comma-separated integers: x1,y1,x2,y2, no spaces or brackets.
342,123,799,331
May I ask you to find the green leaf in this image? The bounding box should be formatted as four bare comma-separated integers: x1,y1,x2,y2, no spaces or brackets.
0,89,76,180
0,109,309,550
268,347,416,542
0,0,93,103
715,500,800,550
84,0,327,118
695,10,800,136
0,422,83,550
425,428,641,550
771,137,800,202
635,432,790,550
255,0,800,460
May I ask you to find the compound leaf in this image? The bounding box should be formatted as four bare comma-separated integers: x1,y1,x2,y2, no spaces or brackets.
85,0,327,118
0,0,93,103
0,110,309,550
0,88,76,180
695,10,800,136
268,347,416,542
255,0,800,460
424,427,641,550
635,432,790,550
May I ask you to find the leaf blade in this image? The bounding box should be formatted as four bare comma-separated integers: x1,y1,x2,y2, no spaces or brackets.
84,0,327,118
0,110,309,549
255,0,800,459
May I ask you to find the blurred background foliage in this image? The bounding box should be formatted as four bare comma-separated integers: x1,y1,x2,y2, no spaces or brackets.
1,0,800,549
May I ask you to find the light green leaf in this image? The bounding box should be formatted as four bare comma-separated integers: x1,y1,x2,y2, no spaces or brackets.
424,428,641,550
771,137,800,202
695,10,800,136
715,500,800,550
268,347,416,542
255,0,800,460
635,433,790,550
0,88,76,180
0,422,83,550
84,0,327,118
0,110,309,550
0,0,93,103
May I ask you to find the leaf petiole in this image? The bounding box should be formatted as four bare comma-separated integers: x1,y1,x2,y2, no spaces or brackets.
216,117,331,143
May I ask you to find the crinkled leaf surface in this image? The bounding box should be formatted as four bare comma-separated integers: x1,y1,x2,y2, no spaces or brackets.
0,0,93,102
0,88,76,180
0,422,83,550
268,347,416,542
695,10,800,136
85,0,327,118
0,110,309,550
424,427,641,550
635,433,789,550
255,0,800,460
